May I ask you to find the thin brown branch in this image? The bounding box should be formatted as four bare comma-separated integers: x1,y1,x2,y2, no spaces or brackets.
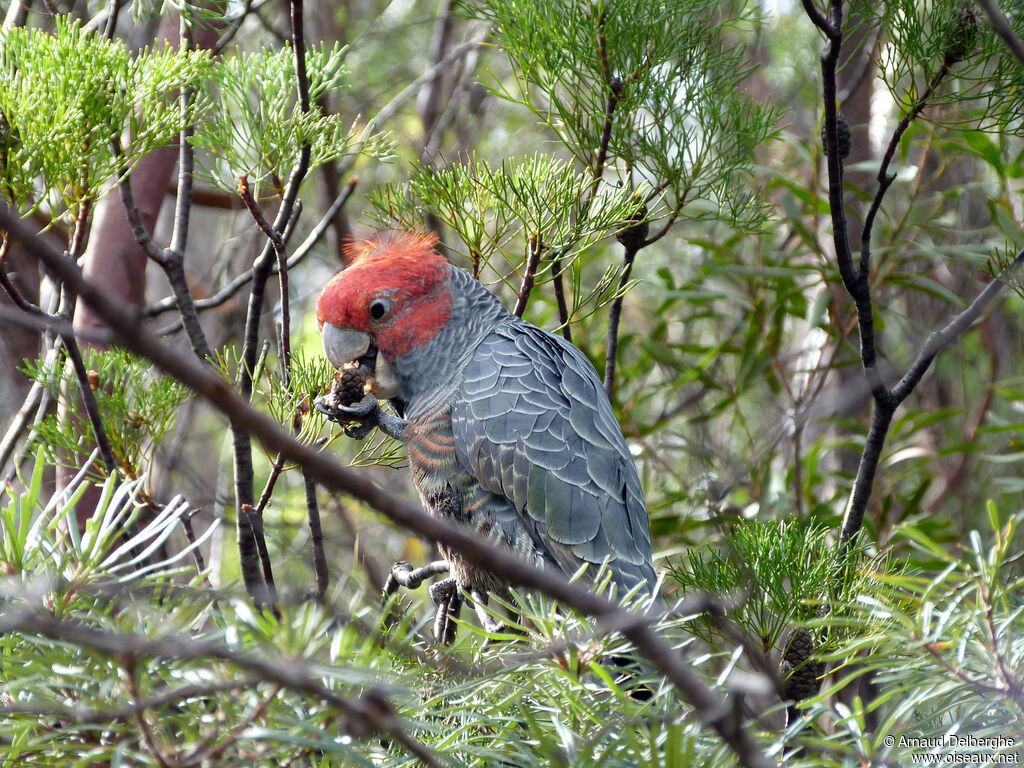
551,258,573,343
214,0,264,54
889,250,1024,406
602,243,634,399
0,678,261,726
170,12,196,259
231,0,314,607
370,38,484,129
977,0,1024,69
63,334,118,474
179,684,282,768
115,128,212,361
101,0,124,39
114,143,167,267
303,469,328,601
145,178,356,322
124,658,174,768
0,380,45,479
238,175,283,252
512,235,542,317
0,610,446,768
241,503,280,609
801,0,835,38
0,237,44,315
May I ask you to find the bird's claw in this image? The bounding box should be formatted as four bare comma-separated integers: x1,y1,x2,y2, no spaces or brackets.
314,393,406,441
344,420,376,440
381,562,461,644
314,392,378,421
430,578,461,645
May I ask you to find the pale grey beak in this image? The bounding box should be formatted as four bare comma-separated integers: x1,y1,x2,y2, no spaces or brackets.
322,323,370,369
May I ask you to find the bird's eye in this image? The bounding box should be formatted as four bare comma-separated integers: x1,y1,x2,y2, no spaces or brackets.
369,299,389,320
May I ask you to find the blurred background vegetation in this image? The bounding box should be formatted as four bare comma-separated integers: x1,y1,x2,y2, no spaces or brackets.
0,0,1023,765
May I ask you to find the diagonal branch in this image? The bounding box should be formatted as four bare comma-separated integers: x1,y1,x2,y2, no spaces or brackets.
977,0,1024,68
0,610,444,768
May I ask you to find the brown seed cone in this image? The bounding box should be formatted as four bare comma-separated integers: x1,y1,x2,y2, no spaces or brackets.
820,113,851,161
616,203,649,252
332,363,370,407
780,627,824,702
944,6,978,65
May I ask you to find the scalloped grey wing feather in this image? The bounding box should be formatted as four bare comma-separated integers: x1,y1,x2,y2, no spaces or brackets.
451,321,656,595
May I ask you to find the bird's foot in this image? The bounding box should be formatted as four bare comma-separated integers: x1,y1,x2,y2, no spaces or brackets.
429,577,462,645
468,589,522,644
382,560,450,596
381,560,451,634
314,392,407,441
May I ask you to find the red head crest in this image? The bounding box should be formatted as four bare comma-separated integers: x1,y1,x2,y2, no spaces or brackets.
315,231,453,358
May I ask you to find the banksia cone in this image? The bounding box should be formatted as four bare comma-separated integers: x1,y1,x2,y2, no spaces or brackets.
820,113,851,161
615,202,649,252
333,363,370,407
943,5,978,65
780,627,824,703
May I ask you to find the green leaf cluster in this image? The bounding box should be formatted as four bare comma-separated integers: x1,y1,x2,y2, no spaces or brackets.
793,505,1024,763
192,42,392,195
868,0,1024,133
22,348,189,481
460,0,779,231
0,18,211,219
669,521,874,651
368,153,645,294
0,455,214,584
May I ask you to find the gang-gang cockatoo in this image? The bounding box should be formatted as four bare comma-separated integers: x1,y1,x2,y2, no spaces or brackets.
315,231,656,643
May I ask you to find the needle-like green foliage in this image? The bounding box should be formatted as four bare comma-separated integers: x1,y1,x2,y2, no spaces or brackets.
192,42,392,196
459,0,779,232
22,349,189,482
368,153,646,294
866,0,1024,132
669,521,875,652
0,18,211,219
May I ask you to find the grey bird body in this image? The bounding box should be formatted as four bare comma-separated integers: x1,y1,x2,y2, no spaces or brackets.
391,266,657,599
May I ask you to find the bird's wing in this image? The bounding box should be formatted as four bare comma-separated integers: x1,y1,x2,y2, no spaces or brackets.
451,321,655,594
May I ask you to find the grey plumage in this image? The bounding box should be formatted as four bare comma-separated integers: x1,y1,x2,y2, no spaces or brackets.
451,320,656,597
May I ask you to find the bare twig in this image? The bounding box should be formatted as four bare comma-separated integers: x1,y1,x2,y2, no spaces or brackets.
0,381,45,480
891,252,1024,404
231,0,315,607
145,178,357,323
101,0,124,39
124,658,173,768
240,503,280,609
179,684,282,767
603,239,641,399
551,261,573,343
801,0,835,38
114,151,167,267
0,678,261,725
370,38,484,129
214,0,265,54
0,241,45,315
419,0,457,155
62,335,118,474
303,470,328,601
512,235,542,317
803,0,1003,550
114,129,213,362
